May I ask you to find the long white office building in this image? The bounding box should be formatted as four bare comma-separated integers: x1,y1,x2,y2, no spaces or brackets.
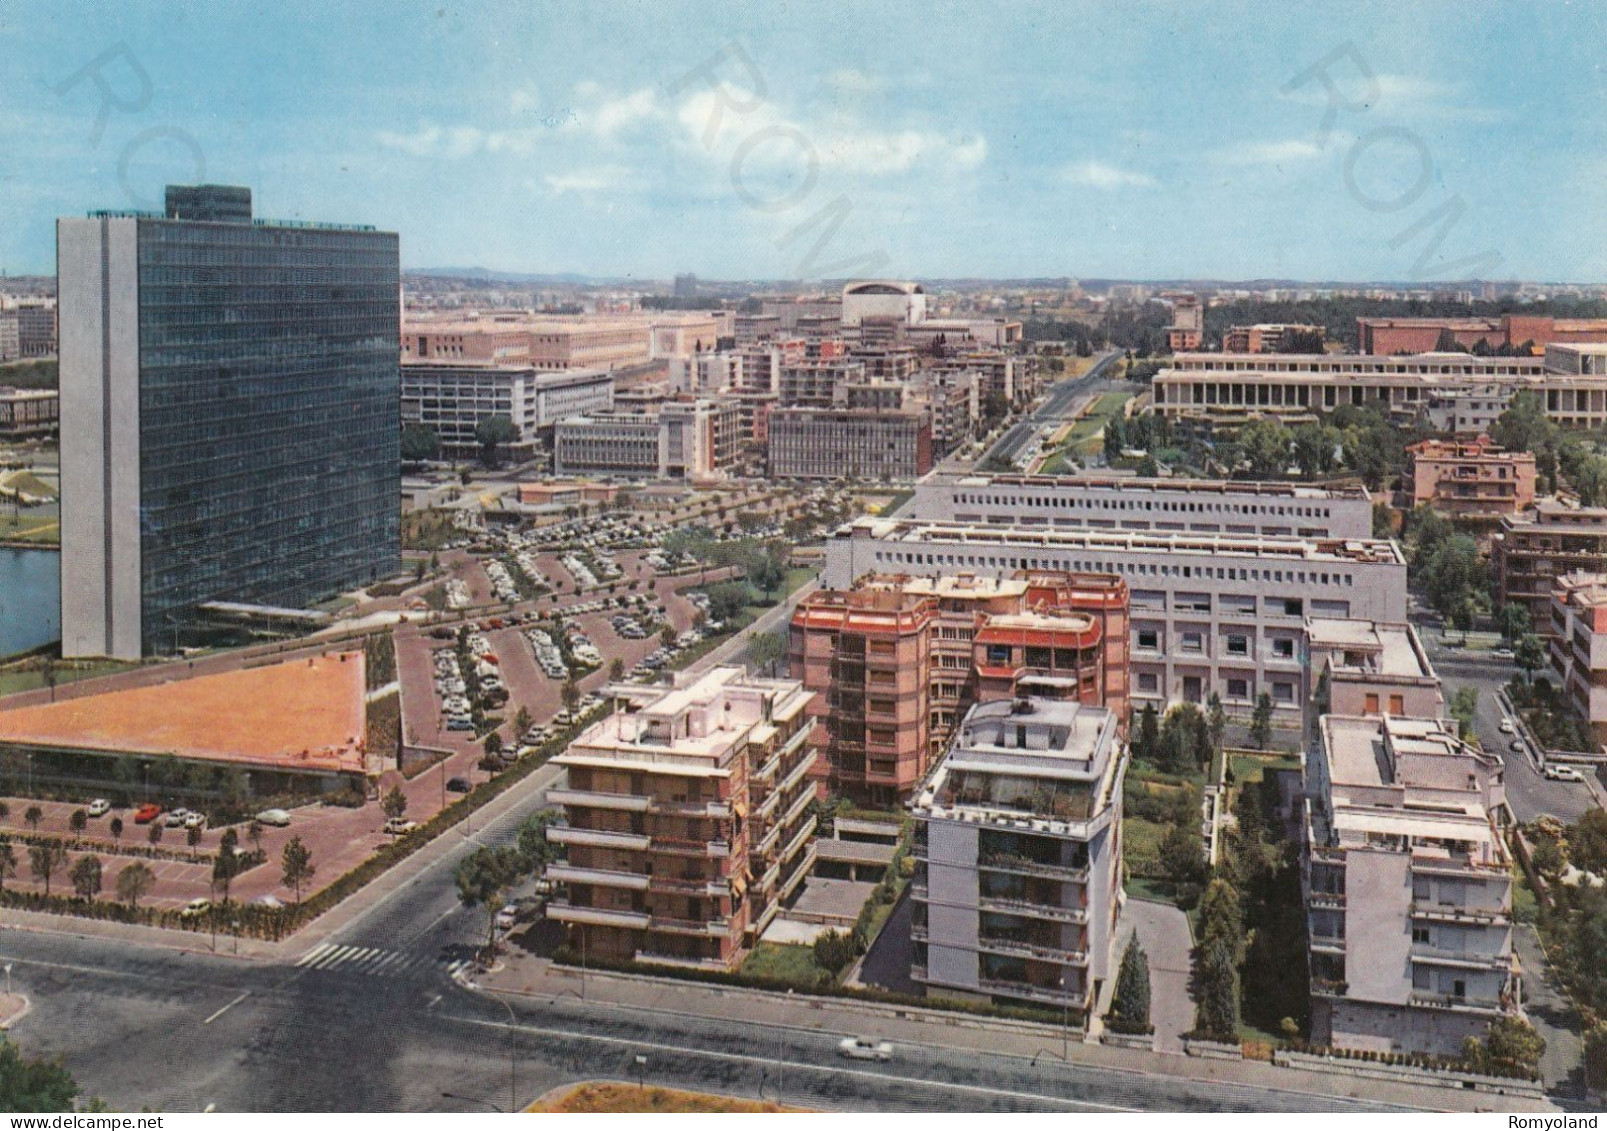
909,473,1374,541
401,361,613,459
824,517,1407,719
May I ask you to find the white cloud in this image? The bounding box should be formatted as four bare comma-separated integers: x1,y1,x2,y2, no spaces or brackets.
375,122,542,159
1209,138,1325,166
590,88,662,138
827,68,885,95
544,168,624,194
1060,160,1157,190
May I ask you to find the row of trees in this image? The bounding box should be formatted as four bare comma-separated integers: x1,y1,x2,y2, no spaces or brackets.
454,809,560,954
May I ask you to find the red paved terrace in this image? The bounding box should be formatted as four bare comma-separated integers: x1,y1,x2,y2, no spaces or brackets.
0,651,368,773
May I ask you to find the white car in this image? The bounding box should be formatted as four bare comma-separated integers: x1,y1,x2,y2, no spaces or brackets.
837,1037,893,1062
495,904,519,931
255,808,292,828
184,812,207,831
1544,764,1586,783
180,897,212,918
1498,719,1515,735
86,799,111,818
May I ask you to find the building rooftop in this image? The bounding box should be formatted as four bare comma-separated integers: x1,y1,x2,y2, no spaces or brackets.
0,652,367,773
944,472,1370,500
1307,618,1435,681
1552,570,1607,610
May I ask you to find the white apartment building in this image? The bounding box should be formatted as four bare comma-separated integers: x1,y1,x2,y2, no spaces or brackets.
910,474,1375,541
554,397,741,481
910,698,1126,1016
1306,714,1518,1056
668,351,742,395
824,517,1408,719
401,362,613,458
1305,618,1445,722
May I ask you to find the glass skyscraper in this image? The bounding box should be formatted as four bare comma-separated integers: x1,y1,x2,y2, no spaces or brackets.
58,185,400,659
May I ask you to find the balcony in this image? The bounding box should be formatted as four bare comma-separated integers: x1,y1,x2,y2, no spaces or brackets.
778,786,815,831
547,787,650,812
650,915,733,938
977,895,1087,924
1410,944,1511,971
779,816,818,864
647,797,733,818
1309,934,1346,956
546,863,651,890
547,826,651,852
635,950,730,972
979,850,1089,883
546,901,650,929
978,976,1085,1007
1408,990,1505,1013
978,935,1088,965
1410,902,1509,925
1410,854,1509,878
1311,979,1349,997
651,874,730,898
652,837,733,858
1308,891,1346,910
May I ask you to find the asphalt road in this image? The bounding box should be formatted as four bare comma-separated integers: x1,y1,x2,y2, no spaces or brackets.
0,763,1442,1115
979,351,1124,468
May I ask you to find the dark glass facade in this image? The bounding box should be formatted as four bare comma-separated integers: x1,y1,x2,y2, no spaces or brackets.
132,195,400,652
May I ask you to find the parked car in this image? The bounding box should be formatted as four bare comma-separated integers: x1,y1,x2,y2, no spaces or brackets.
164,809,190,828
184,812,207,831
86,799,111,818
1544,764,1586,783
256,808,292,827
253,894,285,910
446,777,472,794
1498,719,1515,734
837,1037,894,1062
383,817,418,835
180,897,213,918
1510,740,1527,753
133,803,162,825
495,904,518,931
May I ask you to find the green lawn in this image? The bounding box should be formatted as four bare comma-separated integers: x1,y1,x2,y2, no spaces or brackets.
1228,752,1302,785
1123,817,1168,877
739,942,829,986
0,512,59,545
0,659,138,697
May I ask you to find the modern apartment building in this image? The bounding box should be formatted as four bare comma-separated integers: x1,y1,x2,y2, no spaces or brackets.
1492,501,1607,631
1164,292,1202,352
1305,714,1518,1056
400,361,612,459
1222,323,1324,353
909,473,1374,540
15,303,57,357
0,312,18,361
1403,437,1536,523
910,698,1127,1016
0,387,57,437
58,184,400,659
545,667,818,970
402,316,655,371
1545,571,1607,747
1305,617,1445,723
553,397,741,480
768,407,933,481
790,570,1129,805
824,517,1407,721
778,358,864,407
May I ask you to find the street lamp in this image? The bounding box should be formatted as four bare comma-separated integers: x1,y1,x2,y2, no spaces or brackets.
633,1053,648,1092
4,963,12,997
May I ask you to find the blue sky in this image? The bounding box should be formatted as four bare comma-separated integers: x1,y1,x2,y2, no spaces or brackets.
2,0,1605,282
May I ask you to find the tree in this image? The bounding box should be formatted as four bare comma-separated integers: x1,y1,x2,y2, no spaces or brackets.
186,824,203,855
211,850,239,905
1249,692,1274,751
1568,808,1607,876
69,855,102,901
0,838,15,892
0,1036,81,1112
1419,533,1487,628
381,785,408,821
67,810,87,839
1515,634,1547,683
1465,1015,1546,1077
1292,423,1340,478
1585,1024,1607,1093
1449,686,1479,741
115,861,155,908
515,809,562,874
813,929,857,975
1198,877,1246,965
247,820,264,853
1238,418,1292,477
147,822,162,846
660,624,678,649
400,424,440,463
1372,501,1395,540
281,835,315,904
483,731,503,761
27,843,66,897
560,679,581,714
749,628,789,676
108,816,123,846
474,414,519,469
1194,941,1240,1041
608,657,625,680
1108,939,1152,1033
1205,693,1226,759
454,844,524,955
1134,704,1160,762
1158,822,1207,887
22,807,41,834
513,706,533,737
1496,603,1532,645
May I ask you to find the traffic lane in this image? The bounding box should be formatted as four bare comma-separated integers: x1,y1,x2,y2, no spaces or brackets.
1447,669,1594,824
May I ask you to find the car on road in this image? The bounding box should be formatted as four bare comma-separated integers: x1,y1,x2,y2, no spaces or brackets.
133,803,162,824
837,1037,893,1062
184,812,207,831
1544,764,1586,783
1491,647,1516,660
253,894,285,909
255,808,292,827
383,817,418,835
180,898,212,918
1511,740,1527,753
164,808,190,828
446,777,472,794
495,904,518,931
86,799,111,818
1499,719,1515,734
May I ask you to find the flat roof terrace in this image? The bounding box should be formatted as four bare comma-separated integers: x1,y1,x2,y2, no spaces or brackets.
0,652,367,774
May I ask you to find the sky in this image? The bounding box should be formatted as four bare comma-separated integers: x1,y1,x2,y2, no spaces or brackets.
2,0,1606,284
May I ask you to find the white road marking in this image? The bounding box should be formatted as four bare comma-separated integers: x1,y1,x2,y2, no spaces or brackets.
294,943,334,968
202,991,250,1025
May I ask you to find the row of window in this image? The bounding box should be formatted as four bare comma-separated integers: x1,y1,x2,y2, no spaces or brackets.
950,492,1338,519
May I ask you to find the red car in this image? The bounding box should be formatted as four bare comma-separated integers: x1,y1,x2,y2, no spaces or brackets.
133,803,162,825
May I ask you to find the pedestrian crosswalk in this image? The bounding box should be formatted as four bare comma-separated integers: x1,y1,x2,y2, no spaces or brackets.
293,942,433,977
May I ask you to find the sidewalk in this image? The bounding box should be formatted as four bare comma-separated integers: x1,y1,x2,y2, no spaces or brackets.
474,954,1549,1113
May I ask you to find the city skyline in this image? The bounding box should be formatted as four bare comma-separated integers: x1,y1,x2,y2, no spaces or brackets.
3,1,1607,283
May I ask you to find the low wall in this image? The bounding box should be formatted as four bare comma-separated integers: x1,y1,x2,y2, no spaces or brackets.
1272,1049,1544,1098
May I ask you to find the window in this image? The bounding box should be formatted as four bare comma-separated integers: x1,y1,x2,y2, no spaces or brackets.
1389,694,1405,715
1226,634,1249,656
1272,681,1295,703
1138,672,1159,692
1137,629,1160,650
1283,598,1303,616
1227,678,1249,699
1272,638,1295,659
1364,693,1380,713
1181,632,1204,653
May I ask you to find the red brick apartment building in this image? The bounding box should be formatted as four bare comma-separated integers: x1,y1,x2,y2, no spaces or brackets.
790,571,1129,806
1358,314,1607,356
1403,436,1536,524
